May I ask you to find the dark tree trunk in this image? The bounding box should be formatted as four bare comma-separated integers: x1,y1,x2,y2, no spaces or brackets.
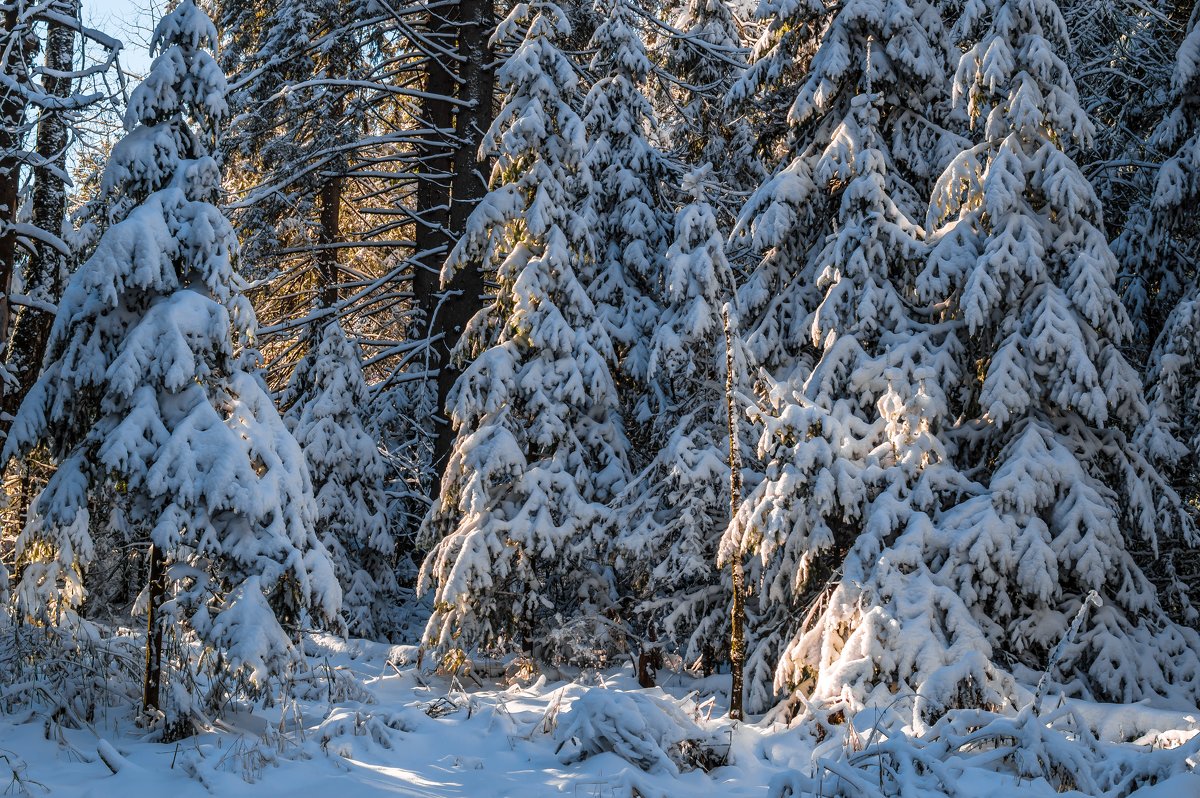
430,0,494,492
4,2,75,427
142,544,166,714
449,0,494,232
317,90,344,311
0,4,36,421
413,1,458,494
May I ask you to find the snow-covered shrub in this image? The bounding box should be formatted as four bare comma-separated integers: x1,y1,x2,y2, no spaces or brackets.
0,614,143,725
553,688,713,776
541,616,630,670
770,702,1200,798
288,661,377,705
316,707,414,757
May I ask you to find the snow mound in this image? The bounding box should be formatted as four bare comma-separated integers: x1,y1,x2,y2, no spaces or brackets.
554,686,725,775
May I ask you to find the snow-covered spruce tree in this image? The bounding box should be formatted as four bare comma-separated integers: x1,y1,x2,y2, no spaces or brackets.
581,0,670,393
721,0,960,713
911,0,1200,708
282,320,395,639
615,167,734,671
4,0,339,697
727,0,951,374
418,3,631,667
1134,8,1200,616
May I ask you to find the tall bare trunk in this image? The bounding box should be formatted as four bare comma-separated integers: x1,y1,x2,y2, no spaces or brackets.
413,1,457,494
431,0,493,491
723,305,745,721
0,5,36,421
448,0,493,235
142,544,166,714
316,98,345,311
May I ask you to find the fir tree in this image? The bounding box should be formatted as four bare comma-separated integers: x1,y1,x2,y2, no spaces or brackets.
418,2,630,665
909,0,1200,708
582,0,670,390
283,320,395,639
1134,6,1200,617
723,0,958,713
616,166,734,670
5,0,339,689
729,0,951,374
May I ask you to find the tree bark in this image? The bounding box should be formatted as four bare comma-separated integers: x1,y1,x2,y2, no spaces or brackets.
316,98,345,311
723,305,745,721
4,2,75,427
0,4,37,421
413,1,457,494
449,0,494,231
142,544,166,714
430,0,493,492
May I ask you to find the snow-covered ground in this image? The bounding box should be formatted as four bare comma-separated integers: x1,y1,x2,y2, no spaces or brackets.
2,635,1198,797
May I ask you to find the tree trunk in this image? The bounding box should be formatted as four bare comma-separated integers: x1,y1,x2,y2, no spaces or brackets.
0,4,36,421
723,305,745,721
316,96,344,311
142,544,166,714
4,2,75,427
431,0,493,492
448,0,493,235
413,1,458,494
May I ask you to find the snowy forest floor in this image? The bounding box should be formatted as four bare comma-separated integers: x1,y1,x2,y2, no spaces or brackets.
1,634,1198,797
